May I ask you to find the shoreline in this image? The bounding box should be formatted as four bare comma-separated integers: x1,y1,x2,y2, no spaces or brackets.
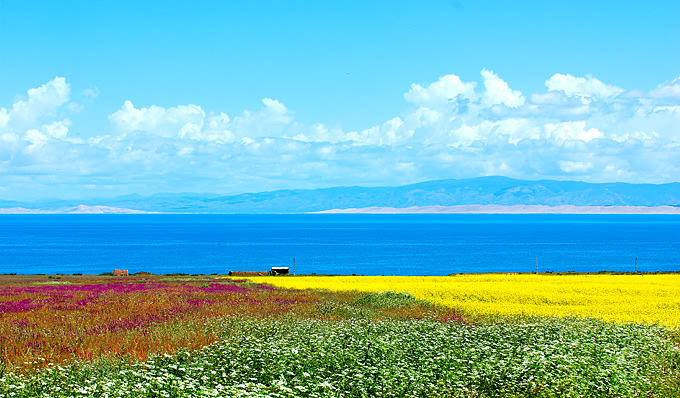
2,270,679,277
314,205,680,214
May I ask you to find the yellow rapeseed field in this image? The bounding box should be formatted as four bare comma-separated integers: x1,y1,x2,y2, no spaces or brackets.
240,274,680,327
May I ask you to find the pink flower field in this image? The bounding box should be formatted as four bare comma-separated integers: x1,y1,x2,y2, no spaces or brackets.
0,275,318,370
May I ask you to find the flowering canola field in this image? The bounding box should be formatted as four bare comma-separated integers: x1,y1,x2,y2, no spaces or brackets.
244,274,680,327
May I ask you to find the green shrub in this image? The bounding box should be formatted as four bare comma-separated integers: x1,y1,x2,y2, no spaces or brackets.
355,290,420,309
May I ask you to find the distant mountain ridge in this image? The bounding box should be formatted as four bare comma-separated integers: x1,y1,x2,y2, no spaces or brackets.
2,177,680,213
0,205,155,214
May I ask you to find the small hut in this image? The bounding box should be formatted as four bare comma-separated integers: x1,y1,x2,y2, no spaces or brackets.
270,267,289,275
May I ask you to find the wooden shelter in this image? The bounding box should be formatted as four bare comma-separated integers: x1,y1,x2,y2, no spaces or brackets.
270,267,289,275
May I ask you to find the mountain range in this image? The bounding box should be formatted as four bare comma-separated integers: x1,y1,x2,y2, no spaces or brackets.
2,177,680,213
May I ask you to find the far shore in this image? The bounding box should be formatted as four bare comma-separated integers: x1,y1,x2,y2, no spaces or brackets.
314,205,680,214
2,270,679,277
3,204,680,215
0,205,156,214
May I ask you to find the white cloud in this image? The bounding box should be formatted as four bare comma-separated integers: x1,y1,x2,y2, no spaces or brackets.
41,119,71,139
543,121,603,142
194,113,234,142
449,121,496,145
228,98,294,138
649,77,680,99
22,129,49,153
346,117,409,146
3,71,680,199
404,74,477,108
261,98,287,116
108,100,206,138
108,97,295,143
0,78,75,164
291,123,330,142
481,69,525,108
559,160,593,173
654,106,680,113
545,73,624,103
9,77,70,124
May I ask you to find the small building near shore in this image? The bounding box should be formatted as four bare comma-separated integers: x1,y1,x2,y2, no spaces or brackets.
227,267,290,276
271,267,289,275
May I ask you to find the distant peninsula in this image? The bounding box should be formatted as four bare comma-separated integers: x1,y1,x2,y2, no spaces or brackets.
0,205,156,214
315,205,680,214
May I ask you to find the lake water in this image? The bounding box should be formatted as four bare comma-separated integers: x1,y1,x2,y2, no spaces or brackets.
0,214,679,275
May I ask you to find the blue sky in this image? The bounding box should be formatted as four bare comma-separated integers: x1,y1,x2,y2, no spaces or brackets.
1,0,679,200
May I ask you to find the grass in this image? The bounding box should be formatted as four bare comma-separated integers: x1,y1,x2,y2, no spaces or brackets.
0,275,679,397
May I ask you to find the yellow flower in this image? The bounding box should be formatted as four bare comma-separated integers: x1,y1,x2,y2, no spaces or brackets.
232,274,680,328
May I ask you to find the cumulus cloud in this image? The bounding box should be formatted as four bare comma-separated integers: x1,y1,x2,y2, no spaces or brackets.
22,129,50,153
108,97,296,143
9,77,70,125
109,101,206,138
543,121,603,142
0,78,74,167
545,73,624,103
41,119,71,140
2,71,680,199
345,117,410,146
404,73,477,108
481,69,525,108
229,98,294,138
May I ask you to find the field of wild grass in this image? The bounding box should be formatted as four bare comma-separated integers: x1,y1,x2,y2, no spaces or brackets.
0,274,679,397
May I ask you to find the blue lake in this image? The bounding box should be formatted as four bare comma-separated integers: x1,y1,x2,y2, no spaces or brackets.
0,214,679,275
